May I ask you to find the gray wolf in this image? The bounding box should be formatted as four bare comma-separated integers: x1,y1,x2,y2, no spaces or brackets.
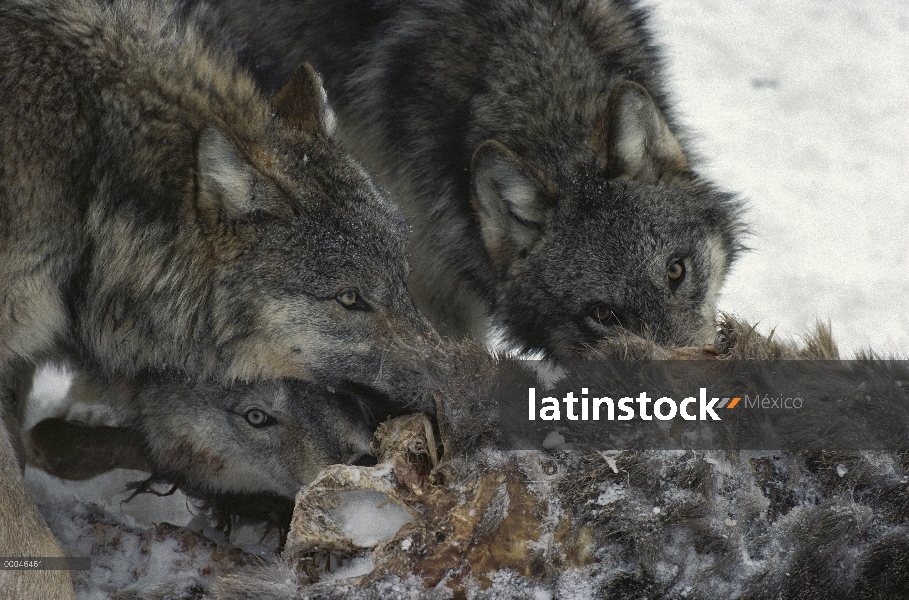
0,0,432,596
27,375,379,547
199,0,747,356
29,376,377,500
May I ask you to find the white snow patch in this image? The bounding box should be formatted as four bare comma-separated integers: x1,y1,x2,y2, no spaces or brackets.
555,567,599,600
594,483,626,506
31,480,232,599
26,467,196,530
645,0,909,357
654,559,680,582
533,588,554,600
320,553,375,583
327,490,414,547
542,430,567,450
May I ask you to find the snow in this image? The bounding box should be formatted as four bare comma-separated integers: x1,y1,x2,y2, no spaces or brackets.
320,554,376,583
26,467,196,531
644,0,909,357
594,483,626,506
541,430,567,450
533,587,554,600
327,490,415,548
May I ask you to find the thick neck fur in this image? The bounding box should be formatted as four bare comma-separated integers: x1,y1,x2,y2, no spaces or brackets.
78,208,218,379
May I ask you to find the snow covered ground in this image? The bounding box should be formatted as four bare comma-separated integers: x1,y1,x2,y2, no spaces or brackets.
646,0,909,356
19,1,909,598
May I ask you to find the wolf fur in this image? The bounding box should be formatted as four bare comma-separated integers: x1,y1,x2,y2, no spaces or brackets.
194,0,745,355
0,0,434,597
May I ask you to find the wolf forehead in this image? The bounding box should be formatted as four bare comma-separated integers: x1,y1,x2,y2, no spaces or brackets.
252,193,411,288
235,136,410,269
550,176,742,245
246,132,407,238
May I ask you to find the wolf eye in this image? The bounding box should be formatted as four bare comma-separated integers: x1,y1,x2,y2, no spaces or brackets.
337,290,367,310
245,409,273,428
667,259,686,290
590,304,621,327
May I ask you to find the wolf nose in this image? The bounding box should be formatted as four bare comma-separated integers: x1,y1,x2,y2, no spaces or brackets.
349,453,378,467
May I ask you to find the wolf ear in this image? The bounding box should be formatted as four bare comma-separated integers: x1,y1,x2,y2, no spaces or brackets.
470,140,554,268
592,81,688,183
272,63,335,135
196,127,260,218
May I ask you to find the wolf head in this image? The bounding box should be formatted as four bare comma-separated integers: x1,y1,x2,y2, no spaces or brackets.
470,82,744,356
130,377,376,498
193,65,436,395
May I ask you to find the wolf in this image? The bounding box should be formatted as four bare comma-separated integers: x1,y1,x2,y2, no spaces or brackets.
199,0,746,356
29,375,378,500
27,376,380,547
0,0,434,597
